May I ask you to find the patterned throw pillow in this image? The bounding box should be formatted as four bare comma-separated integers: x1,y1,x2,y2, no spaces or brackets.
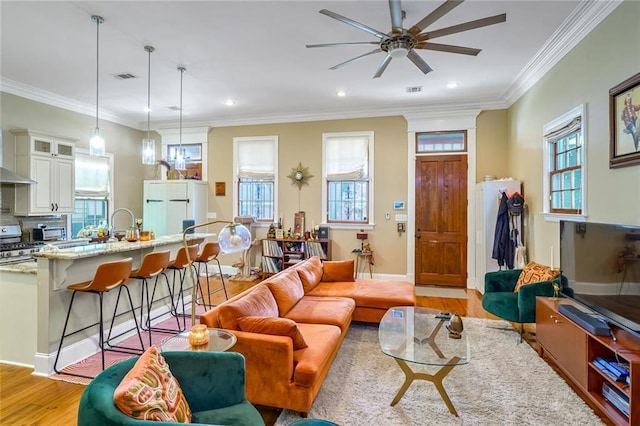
514,261,560,292
114,346,191,423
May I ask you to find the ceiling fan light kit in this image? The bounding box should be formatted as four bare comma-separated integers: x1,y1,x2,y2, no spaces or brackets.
307,0,506,78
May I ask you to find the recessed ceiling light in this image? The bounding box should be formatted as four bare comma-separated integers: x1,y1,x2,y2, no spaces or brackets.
336,90,346,97
143,107,151,113
225,99,235,106
447,81,458,89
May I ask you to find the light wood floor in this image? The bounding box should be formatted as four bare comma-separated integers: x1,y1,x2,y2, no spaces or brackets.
0,280,604,426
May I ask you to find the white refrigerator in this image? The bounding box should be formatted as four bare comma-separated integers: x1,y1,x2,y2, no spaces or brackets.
143,180,208,236
474,179,521,293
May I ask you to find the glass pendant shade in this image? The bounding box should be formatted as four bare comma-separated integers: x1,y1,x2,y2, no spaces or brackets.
218,223,252,254
174,147,187,170
142,138,156,164
89,127,105,156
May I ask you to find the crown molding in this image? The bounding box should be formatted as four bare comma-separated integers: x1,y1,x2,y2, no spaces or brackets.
0,77,142,130
502,0,623,107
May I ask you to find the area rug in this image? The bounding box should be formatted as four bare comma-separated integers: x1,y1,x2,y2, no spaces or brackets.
276,319,604,426
415,286,468,299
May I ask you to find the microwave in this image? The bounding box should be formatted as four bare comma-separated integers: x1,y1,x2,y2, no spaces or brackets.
32,227,66,241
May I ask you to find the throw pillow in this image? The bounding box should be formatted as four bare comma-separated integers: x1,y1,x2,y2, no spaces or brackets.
295,256,324,293
217,284,279,330
514,261,560,292
237,316,308,350
114,346,191,423
322,259,355,282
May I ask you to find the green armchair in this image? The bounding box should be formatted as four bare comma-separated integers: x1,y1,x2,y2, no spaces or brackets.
77,351,265,426
482,269,565,340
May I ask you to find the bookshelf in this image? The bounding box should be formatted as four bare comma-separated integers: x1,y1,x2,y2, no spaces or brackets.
261,238,331,276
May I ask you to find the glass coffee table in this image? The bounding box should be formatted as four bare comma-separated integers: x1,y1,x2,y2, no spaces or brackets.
161,328,237,352
379,306,470,416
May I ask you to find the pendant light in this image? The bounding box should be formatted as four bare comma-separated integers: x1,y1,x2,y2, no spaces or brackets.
174,66,187,171
89,15,106,157
141,45,156,164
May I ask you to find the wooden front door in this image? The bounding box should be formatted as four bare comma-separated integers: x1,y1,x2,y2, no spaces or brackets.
415,154,467,287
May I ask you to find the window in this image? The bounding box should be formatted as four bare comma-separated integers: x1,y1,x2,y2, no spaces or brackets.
322,132,373,226
72,150,113,236
543,104,587,221
234,136,278,222
416,131,466,153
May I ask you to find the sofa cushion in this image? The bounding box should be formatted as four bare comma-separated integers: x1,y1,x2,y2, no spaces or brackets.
217,285,279,330
322,259,355,282
295,256,324,293
292,323,342,388
514,261,560,292
307,279,415,310
266,268,305,316
113,346,191,423
284,296,355,333
238,316,308,350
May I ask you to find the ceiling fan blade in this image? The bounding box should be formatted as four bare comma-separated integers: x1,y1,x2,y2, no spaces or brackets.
306,41,380,48
329,48,383,70
415,42,481,56
320,9,388,39
408,0,465,35
407,50,433,74
418,13,507,41
373,54,393,79
389,0,403,33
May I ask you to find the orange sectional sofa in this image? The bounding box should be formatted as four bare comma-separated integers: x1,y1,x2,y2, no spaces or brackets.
199,256,415,415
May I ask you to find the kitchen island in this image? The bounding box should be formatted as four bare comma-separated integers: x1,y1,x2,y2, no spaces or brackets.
0,233,212,375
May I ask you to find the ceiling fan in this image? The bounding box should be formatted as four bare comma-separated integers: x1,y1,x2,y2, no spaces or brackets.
306,0,506,78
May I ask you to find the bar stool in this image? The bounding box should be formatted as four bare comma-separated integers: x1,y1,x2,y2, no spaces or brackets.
124,250,176,345
194,241,228,310
54,257,142,379
167,244,199,330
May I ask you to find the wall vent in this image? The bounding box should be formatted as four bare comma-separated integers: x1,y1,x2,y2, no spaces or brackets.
112,73,137,80
406,86,422,93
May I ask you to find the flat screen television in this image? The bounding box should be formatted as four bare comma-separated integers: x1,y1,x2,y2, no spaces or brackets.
560,220,640,338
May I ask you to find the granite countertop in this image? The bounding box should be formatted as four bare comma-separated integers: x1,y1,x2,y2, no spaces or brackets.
32,233,213,260
0,260,38,274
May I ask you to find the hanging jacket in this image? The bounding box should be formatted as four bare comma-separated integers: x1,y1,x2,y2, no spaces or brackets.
492,192,514,269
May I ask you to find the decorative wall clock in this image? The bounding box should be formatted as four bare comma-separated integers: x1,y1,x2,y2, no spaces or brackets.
288,162,313,189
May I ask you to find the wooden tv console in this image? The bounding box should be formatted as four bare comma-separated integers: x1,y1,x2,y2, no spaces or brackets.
536,297,640,426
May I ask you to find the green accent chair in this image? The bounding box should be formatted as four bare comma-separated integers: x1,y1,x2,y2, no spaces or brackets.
482,269,566,341
77,351,265,426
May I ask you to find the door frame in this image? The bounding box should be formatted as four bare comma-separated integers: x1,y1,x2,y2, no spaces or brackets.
404,110,480,290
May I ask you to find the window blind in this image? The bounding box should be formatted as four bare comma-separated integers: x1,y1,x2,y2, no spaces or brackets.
325,135,369,181
75,152,110,198
237,138,275,180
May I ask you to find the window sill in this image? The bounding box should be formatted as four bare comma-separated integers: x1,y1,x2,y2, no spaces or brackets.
543,212,587,223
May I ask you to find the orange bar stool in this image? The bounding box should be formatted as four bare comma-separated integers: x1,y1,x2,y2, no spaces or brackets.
194,241,229,310
54,257,141,379
124,250,176,345
167,244,199,330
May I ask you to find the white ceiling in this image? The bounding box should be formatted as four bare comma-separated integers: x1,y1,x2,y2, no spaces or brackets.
0,1,619,130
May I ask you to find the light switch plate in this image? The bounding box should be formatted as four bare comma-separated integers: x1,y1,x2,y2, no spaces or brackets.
207,212,217,219
395,214,408,222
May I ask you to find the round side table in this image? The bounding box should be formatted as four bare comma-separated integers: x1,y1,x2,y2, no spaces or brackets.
161,328,236,352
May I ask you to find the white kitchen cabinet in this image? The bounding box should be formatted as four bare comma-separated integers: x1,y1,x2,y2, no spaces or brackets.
143,180,208,236
12,130,76,215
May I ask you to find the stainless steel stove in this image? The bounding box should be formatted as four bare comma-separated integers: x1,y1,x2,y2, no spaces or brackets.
0,225,44,265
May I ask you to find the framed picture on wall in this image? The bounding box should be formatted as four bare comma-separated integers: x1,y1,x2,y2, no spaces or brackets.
609,72,640,168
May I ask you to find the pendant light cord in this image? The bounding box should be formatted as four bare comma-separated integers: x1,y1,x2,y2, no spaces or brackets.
92,16,103,129
145,46,154,139
179,67,185,150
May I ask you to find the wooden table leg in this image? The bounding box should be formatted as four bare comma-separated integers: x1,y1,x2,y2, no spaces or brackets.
390,356,461,416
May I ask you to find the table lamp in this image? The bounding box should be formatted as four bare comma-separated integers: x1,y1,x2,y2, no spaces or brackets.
182,220,252,327
356,230,368,251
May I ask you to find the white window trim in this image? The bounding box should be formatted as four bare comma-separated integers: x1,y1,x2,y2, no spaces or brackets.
67,148,114,233
542,103,587,223
322,131,375,230
232,135,278,227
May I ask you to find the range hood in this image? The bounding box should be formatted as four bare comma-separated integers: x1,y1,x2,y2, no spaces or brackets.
0,167,36,184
